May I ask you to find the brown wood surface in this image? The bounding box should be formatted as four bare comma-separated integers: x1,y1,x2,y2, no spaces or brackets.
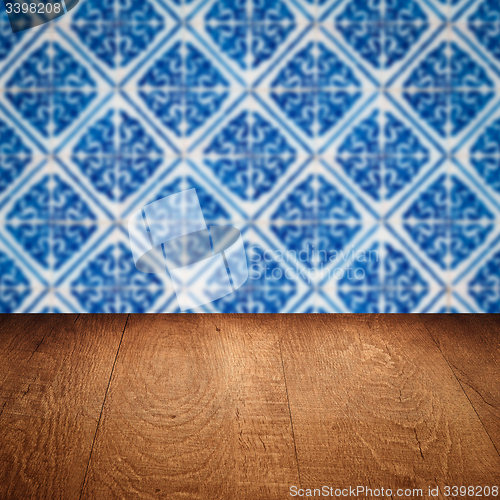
422,314,500,455
80,314,298,500
0,314,128,500
278,315,500,494
0,314,498,500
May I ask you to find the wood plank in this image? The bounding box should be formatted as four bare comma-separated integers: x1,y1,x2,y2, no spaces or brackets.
422,314,500,455
279,314,500,493
0,314,63,354
0,314,128,500
0,315,64,410
80,314,299,500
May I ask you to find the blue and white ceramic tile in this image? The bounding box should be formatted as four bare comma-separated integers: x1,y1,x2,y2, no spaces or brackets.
2,0,500,312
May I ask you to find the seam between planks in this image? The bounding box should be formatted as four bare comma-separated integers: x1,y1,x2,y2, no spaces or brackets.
423,322,500,459
78,313,130,500
27,314,63,363
278,338,302,489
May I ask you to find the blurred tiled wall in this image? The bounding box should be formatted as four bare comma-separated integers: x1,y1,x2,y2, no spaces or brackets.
1,0,500,312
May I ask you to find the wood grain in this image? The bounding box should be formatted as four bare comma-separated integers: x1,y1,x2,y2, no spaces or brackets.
0,314,128,500
422,314,500,455
0,315,62,410
80,314,299,500
278,314,500,492
0,314,499,500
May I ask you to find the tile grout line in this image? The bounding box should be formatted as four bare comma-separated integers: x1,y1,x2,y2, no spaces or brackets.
423,322,500,459
278,337,302,489
78,313,130,500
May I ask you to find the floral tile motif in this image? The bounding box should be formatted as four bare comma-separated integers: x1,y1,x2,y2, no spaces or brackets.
403,174,494,270
5,41,97,137
270,41,362,137
6,174,97,270
205,0,296,69
1,0,500,312
336,110,430,200
204,110,298,200
335,0,429,69
72,110,164,201
71,0,166,68
138,41,230,137
403,41,494,137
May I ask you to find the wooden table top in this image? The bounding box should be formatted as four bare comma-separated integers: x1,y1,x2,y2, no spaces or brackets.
0,314,499,499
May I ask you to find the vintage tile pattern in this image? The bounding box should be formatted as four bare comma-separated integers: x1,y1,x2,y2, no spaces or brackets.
1,0,500,312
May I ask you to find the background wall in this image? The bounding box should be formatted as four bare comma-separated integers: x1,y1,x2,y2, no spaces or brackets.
1,0,500,312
